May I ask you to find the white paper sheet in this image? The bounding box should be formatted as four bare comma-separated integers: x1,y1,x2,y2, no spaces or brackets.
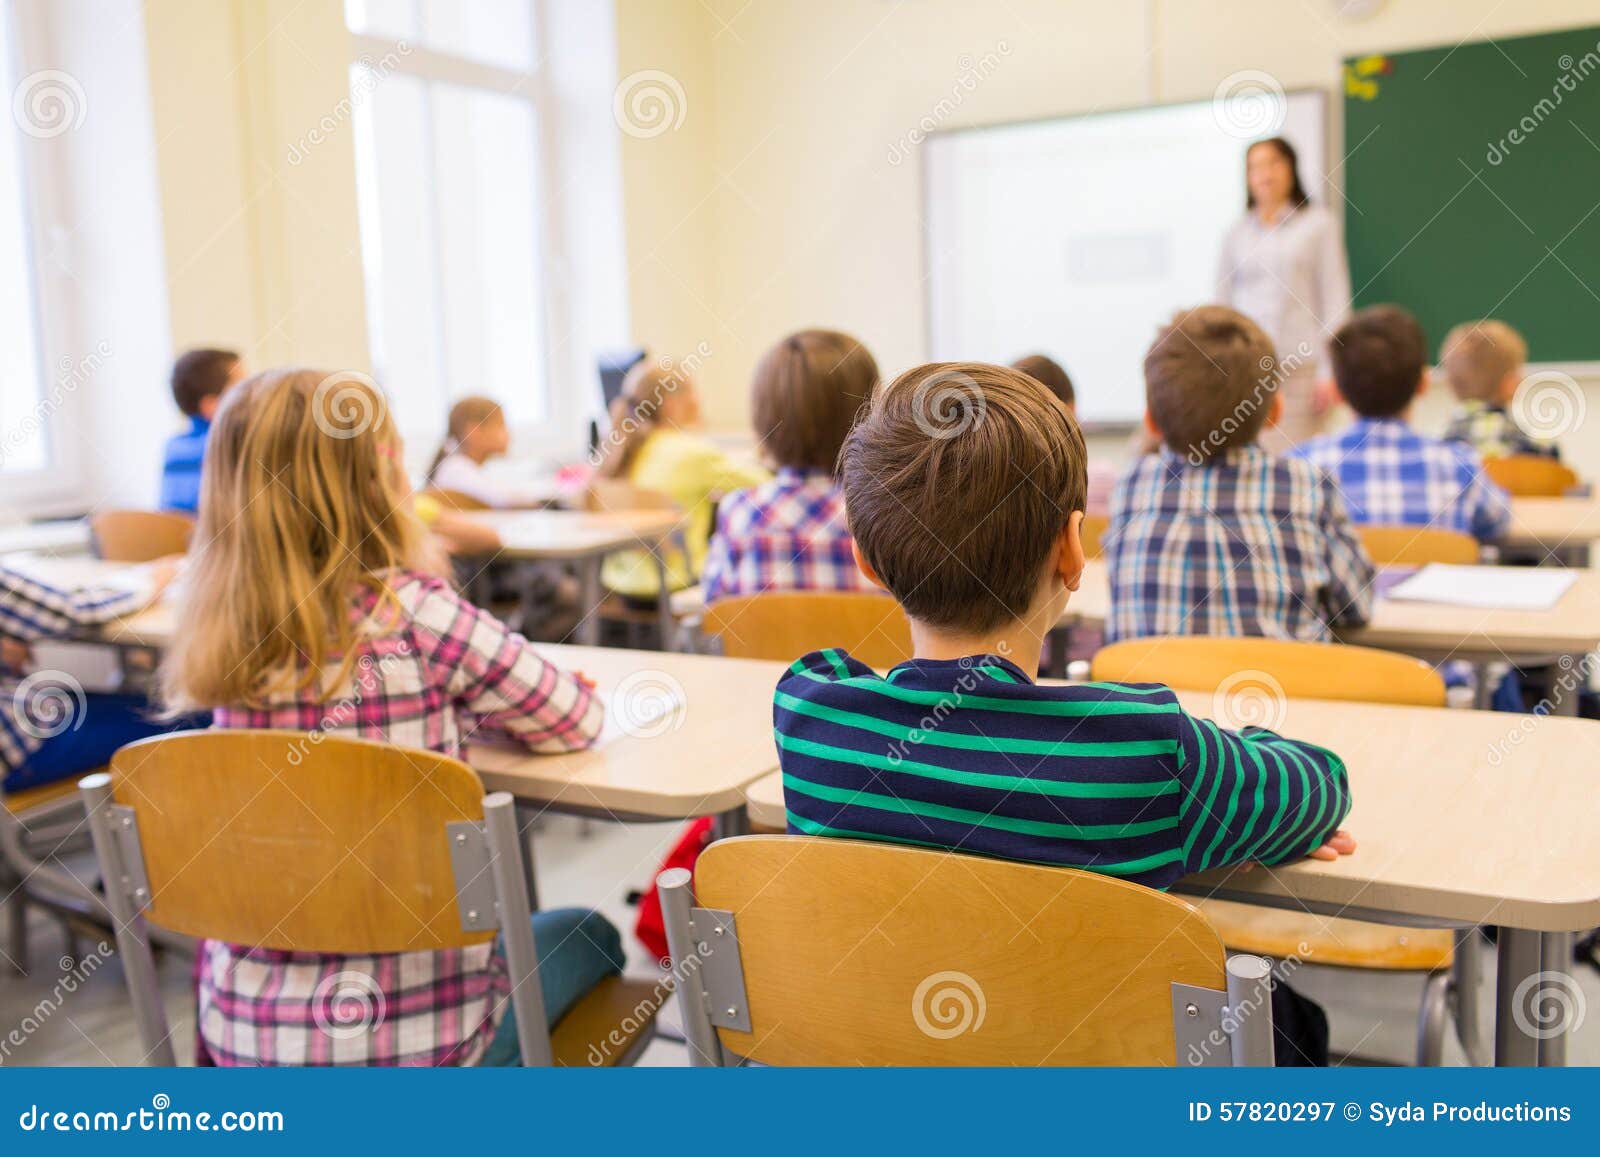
1385,564,1576,612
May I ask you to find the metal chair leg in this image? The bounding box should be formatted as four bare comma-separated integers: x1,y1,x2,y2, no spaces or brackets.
1416,970,1450,1066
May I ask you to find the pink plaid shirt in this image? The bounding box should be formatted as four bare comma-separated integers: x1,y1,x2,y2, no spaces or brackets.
196,571,603,1066
701,468,878,603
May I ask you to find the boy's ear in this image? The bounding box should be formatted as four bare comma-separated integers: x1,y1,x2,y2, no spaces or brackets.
851,539,889,593
1416,367,1430,399
198,394,222,421
1265,391,1284,428
1056,511,1086,593
1142,409,1162,442
1499,370,1521,404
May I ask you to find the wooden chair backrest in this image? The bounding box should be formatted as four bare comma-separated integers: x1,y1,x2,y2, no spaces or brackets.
695,836,1227,1065
421,487,492,512
1080,513,1108,558
90,510,194,563
107,730,494,952
702,592,912,668
1357,524,1479,566
1483,455,1578,497
584,478,678,512
1091,635,1446,708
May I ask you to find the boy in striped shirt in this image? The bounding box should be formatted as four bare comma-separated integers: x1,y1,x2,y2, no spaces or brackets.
773,362,1354,1063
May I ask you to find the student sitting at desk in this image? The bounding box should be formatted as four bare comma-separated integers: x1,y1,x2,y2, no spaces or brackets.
160,367,622,1066
0,560,198,794
160,348,245,514
776,361,1356,1065
1292,305,1511,541
1439,319,1559,461
702,329,880,602
1102,306,1374,643
426,396,552,508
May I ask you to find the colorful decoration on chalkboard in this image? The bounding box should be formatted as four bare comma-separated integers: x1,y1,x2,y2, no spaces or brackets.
1343,54,1393,101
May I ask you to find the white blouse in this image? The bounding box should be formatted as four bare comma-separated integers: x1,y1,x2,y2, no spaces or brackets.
429,453,549,508
1215,202,1351,377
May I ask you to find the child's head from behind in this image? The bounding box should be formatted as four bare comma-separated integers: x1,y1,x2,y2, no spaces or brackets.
1330,305,1429,419
165,367,425,710
171,348,244,420
444,396,509,460
752,329,878,474
598,358,701,478
841,362,1086,636
1440,319,1526,405
1011,354,1074,411
1144,306,1278,462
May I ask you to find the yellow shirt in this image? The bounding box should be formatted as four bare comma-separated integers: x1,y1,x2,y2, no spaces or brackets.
600,429,770,598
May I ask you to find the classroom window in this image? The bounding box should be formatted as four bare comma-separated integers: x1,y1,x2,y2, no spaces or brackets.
0,5,53,479
347,0,552,446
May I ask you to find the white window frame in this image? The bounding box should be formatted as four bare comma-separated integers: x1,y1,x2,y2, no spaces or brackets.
349,3,590,464
0,0,88,515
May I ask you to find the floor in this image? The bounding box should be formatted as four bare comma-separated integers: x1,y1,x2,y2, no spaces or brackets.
2,814,1595,1067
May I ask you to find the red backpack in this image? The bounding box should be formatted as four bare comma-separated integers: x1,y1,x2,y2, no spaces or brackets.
633,817,714,964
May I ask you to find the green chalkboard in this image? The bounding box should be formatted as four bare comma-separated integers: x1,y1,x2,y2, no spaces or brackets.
1343,26,1600,362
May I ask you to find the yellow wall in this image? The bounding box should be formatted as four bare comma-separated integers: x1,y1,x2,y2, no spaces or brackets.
615,0,1600,455
144,0,370,375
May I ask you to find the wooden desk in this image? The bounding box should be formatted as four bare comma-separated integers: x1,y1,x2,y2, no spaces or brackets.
470,645,783,825
1504,497,1600,564
744,691,1600,1065
1066,558,1600,680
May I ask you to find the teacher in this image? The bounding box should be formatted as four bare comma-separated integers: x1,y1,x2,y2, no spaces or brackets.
1215,136,1351,448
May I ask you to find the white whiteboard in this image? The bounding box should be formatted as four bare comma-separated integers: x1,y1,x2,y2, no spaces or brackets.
924,91,1327,426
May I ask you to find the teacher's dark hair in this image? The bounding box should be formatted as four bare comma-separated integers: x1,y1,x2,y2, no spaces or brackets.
1245,137,1310,210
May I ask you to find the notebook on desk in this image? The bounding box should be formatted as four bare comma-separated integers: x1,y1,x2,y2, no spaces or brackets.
1385,564,1576,612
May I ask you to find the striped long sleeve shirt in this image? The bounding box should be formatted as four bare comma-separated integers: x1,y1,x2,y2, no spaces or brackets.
774,650,1350,890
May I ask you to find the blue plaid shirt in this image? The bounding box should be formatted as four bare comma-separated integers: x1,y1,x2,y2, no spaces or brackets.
1290,417,1512,542
702,468,877,604
1102,445,1375,644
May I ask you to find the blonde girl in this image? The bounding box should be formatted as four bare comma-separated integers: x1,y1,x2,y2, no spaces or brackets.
594,358,768,598
163,368,621,1067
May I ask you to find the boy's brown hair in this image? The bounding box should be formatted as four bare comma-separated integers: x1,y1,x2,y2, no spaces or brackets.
171,348,241,417
1329,304,1428,418
1144,306,1276,461
840,362,1086,633
1440,319,1527,403
1011,353,1074,409
751,329,878,473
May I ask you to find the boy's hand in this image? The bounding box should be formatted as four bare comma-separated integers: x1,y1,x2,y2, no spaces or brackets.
1307,829,1357,861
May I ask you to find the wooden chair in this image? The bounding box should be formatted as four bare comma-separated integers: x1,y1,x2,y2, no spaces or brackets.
659,835,1276,1066
420,487,492,512
702,591,912,668
1091,636,1446,707
81,731,661,1066
1089,635,1475,1066
89,510,193,563
1080,513,1107,558
1483,455,1578,497
1357,525,1480,566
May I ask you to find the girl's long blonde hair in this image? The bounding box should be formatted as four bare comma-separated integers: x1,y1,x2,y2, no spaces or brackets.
596,361,683,479
161,367,429,711
426,395,504,483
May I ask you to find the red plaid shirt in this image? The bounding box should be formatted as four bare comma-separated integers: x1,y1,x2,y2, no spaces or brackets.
196,571,603,1066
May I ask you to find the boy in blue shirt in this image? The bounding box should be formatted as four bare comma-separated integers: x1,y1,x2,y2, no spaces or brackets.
160,348,243,513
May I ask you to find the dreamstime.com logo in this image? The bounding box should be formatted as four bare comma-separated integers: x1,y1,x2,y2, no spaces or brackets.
1512,970,1587,1041
1510,369,1586,442
12,670,87,740
17,1095,283,1134
312,371,387,440
911,368,986,440
1211,69,1286,140
911,971,986,1039
613,70,686,139
312,970,386,1039
611,669,688,739
12,69,86,138
1212,669,1288,732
